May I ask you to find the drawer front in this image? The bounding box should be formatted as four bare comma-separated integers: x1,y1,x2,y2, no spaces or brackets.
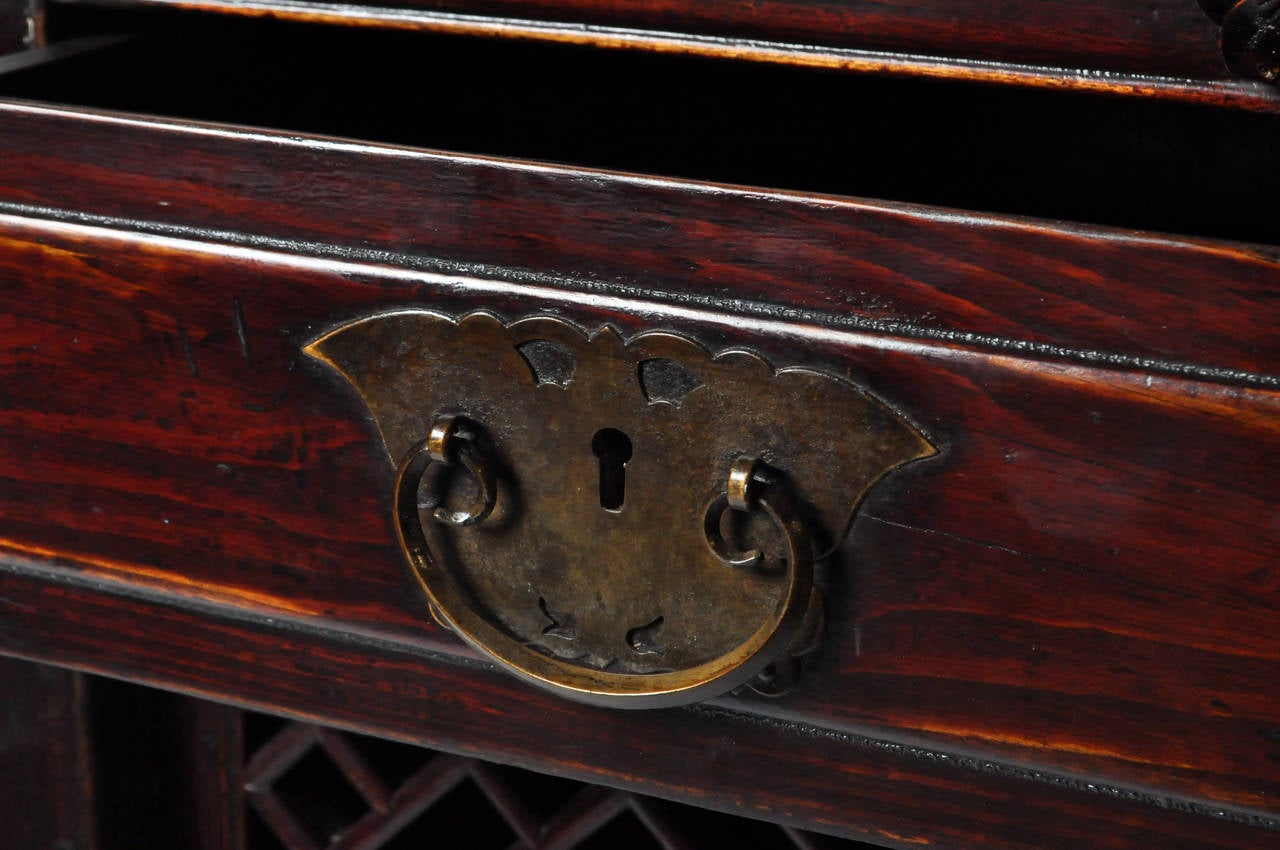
0,102,1279,849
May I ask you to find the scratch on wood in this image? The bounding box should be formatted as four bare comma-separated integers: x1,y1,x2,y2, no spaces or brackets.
233,296,251,363
861,513,1028,558
180,327,198,377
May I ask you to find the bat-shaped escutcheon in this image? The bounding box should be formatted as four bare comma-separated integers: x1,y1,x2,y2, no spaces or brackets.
306,311,935,708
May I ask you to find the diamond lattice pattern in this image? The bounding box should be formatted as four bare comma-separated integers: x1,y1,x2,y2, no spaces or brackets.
243,719,875,850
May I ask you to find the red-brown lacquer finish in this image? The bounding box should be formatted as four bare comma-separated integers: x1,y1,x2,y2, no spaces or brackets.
0,108,1277,850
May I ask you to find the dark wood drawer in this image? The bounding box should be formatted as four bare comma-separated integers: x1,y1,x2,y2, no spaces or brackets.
0,13,1278,850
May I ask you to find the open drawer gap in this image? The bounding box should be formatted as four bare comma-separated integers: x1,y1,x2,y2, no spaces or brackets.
1,2,1277,247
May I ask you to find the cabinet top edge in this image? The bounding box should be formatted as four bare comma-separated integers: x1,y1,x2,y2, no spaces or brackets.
59,0,1280,112
3,96,1278,262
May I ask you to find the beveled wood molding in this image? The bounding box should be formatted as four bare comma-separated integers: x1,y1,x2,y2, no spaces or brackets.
1199,0,1280,82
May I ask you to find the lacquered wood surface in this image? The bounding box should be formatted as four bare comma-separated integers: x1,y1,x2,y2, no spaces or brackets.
0,210,1278,817
0,563,1277,850
365,0,1225,73
0,104,1276,379
3,24,1277,238
76,0,1280,110
0,657,95,850
0,106,1278,848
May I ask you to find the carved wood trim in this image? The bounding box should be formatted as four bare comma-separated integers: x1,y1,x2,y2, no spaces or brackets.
1199,0,1280,82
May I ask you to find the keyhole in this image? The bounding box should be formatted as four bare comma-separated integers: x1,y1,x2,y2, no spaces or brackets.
591,428,633,512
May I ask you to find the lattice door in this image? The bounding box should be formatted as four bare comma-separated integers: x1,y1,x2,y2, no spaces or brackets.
76,674,879,850
241,714,875,850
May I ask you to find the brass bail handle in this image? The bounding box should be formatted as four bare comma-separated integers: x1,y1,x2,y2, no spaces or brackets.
394,414,818,708
702,456,825,697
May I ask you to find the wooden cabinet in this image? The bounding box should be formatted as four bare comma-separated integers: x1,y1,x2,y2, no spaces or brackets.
0,3,1277,848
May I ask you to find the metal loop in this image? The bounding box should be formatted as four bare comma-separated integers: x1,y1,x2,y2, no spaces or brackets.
704,458,818,697
396,415,496,529
705,460,818,697
703,456,809,579
726,455,759,512
703,492,765,568
426,416,458,464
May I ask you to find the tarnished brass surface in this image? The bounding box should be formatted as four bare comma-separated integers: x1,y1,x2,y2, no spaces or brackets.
306,312,935,708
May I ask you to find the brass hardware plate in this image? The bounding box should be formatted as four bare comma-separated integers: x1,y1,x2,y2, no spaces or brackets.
306,312,934,708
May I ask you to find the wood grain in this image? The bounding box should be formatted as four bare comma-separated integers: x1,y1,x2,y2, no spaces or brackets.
0,213,1277,826
0,564,1277,850
70,0,1280,109
0,656,96,850
365,0,1226,72
0,104,1276,380
0,103,1278,849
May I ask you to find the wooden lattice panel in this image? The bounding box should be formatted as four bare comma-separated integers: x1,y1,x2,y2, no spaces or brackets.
243,719,875,850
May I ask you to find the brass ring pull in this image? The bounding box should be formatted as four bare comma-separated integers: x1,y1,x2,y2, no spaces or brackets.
394,431,816,709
